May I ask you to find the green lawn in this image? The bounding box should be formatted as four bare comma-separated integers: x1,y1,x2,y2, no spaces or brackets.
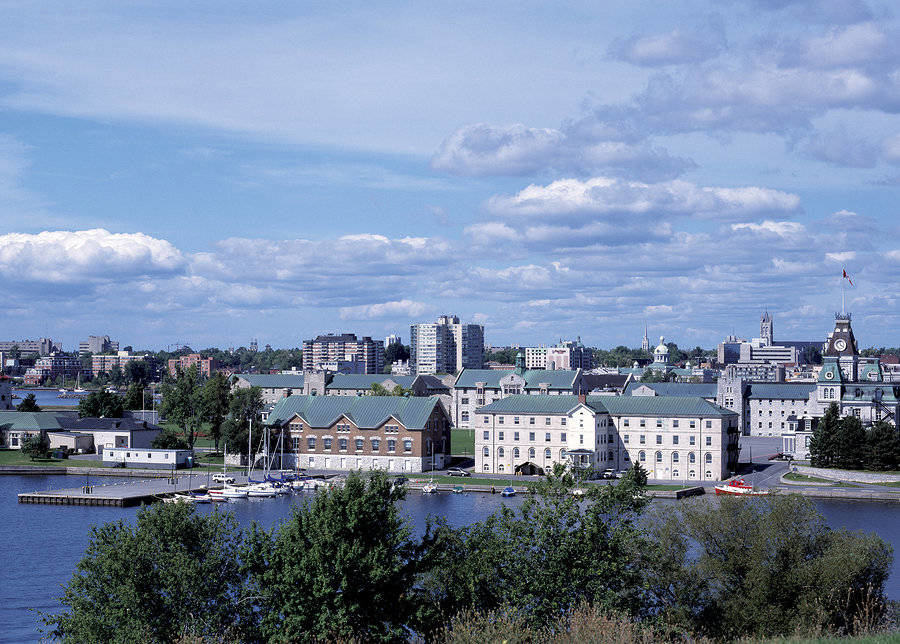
0,450,111,468
450,429,474,456
784,472,835,484
161,421,217,449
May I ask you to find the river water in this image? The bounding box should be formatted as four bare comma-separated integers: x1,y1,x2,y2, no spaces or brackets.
1,474,898,642
11,389,82,408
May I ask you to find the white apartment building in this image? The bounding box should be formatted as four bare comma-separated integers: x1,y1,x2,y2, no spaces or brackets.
474,394,739,481
524,339,593,371
410,314,483,375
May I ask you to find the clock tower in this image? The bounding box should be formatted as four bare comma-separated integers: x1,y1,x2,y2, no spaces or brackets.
824,312,858,380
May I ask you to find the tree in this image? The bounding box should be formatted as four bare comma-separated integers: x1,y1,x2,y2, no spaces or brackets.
202,372,232,451
833,415,866,469
222,386,264,455
21,433,50,460
244,470,419,642
622,461,648,487
43,502,249,642
122,383,145,410
384,342,410,365
641,368,675,383
107,364,124,387
370,382,389,396
159,365,203,448
77,390,124,419
9,343,21,361
17,393,41,412
809,402,840,467
641,494,893,640
124,359,150,386
152,430,190,450
865,421,900,471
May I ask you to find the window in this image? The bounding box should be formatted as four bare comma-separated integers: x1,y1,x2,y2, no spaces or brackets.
498,431,505,441
656,451,662,463
544,448,551,459
673,452,679,462
623,419,630,427
624,452,630,461
579,434,583,444
561,418,567,426
623,434,629,443
639,434,645,444
672,435,679,445
513,447,520,458
483,464,490,471
656,419,663,428
689,436,696,446
545,417,551,425
324,437,333,450
483,416,489,423
498,417,504,425
639,419,646,427
528,447,535,459
705,421,712,428
355,438,364,451
529,432,535,441
672,420,679,428
461,397,469,405
514,432,520,441
307,437,316,450
461,411,469,422
498,447,505,458
514,417,520,425
339,438,348,451
483,431,489,440
403,439,413,452
656,435,662,444
705,436,712,446
705,453,712,464
545,432,551,442
483,447,489,457
292,437,300,451
639,451,646,462
529,417,535,425
371,438,380,451
560,432,567,442
689,452,696,463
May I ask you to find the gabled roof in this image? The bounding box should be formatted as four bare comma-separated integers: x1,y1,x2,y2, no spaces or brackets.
476,395,596,415
326,374,416,390
591,395,737,417
0,411,69,431
266,395,444,429
581,374,629,391
624,382,717,398
746,384,816,400
71,417,160,431
818,358,844,384
234,373,306,389
454,368,579,389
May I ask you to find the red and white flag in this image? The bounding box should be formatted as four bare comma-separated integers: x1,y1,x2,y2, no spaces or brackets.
842,269,853,286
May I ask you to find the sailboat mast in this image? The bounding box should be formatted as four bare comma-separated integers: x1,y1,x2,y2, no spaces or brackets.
247,419,252,479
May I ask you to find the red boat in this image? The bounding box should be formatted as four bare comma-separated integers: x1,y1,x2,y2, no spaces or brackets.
714,478,770,496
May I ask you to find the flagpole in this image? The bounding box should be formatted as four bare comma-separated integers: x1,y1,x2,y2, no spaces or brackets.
841,267,845,316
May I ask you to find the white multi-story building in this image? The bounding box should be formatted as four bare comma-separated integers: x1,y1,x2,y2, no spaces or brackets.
474,394,739,481
524,339,593,371
410,315,483,375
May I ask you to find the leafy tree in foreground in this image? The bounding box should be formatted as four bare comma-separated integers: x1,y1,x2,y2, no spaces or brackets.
809,402,840,467
243,470,419,642
43,502,248,643
21,433,50,460
16,392,41,412
642,494,893,640
833,415,867,470
122,383,145,410
77,390,124,419
865,421,900,471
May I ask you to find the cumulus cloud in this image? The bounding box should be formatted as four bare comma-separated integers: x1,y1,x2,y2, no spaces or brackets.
486,177,801,222
608,20,726,67
731,220,807,236
0,229,185,283
339,299,428,320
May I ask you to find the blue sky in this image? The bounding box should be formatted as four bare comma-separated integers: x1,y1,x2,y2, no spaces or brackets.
1,0,900,351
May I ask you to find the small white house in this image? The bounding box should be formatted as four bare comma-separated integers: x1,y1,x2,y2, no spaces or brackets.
102,447,193,469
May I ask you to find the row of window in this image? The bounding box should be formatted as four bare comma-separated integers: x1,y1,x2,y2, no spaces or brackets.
637,451,713,464
291,436,414,453
623,434,712,446
622,418,713,429
480,447,714,465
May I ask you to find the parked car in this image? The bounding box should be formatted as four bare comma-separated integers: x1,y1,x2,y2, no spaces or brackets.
212,473,235,484
602,469,616,479
447,467,471,477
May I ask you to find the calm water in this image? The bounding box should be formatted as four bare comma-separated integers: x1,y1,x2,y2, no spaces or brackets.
1,475,898,643
12,389,82,408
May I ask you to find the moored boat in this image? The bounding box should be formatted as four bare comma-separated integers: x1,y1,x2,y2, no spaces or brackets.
501,486,516,497
422,481,438,494
714,478,770,496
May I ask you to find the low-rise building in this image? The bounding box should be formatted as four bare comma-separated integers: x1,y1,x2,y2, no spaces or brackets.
0,411,72,448
265,394,451,473
473,394,739,481
102,447,193,469
47,431,94,453
24,354,89,385
68,417,161,456
232,373,306,404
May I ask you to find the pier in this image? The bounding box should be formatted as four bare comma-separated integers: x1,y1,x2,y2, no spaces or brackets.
17,474,233,507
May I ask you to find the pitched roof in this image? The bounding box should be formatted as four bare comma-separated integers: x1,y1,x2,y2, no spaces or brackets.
476,395,594,415
454,368,579,389
745,383,816,400
326,374,416,391
624,382,717,398
0,411,69,431
234,374,305,389
266,395,444,429
71,417,160,431
591,395,737,417
581,374,629,391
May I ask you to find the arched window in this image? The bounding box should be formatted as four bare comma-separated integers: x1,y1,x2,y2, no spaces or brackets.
689,452,696,463
544,448,551,459
672,452,679,463
371,438,380,451
705,453,712,464
639,451,646,462
560,449,567,460
461,411,469,422
673,469,679,478
482,447,489,457
513,447,520,459
338,438,348,451
689,469,696,478
498,447,505,458
528,447,535,459
655,451,662,463
355,438,364,451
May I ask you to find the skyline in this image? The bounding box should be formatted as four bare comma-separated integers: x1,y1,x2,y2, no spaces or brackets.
2,1,900,349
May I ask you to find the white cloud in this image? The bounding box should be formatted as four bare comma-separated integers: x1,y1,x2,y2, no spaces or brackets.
826,251,856,262
644,304,674,315
0,229,185,283
731,220,807,236
608,22,726,67
339,299,428,320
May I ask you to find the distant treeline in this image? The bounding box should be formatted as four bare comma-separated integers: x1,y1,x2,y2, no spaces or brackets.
43,467,895,643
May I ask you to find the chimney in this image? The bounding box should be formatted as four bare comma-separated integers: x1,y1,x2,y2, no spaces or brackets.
578,393,586,405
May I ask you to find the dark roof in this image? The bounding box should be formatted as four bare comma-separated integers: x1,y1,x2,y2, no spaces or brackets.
234,374,305,389
266,395,445,429
745,384,816,400
309,334,359,343
624,382,717,398
70,417,160,431
415,375,451,391
581,374,629,391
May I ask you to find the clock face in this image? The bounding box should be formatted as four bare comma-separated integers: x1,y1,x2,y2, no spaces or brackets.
824,371,834,380
835,339,847,352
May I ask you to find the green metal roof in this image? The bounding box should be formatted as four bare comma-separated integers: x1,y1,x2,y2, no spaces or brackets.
842,384,898,403
266,395,443,429
234,374,305,389
818,358,844,384
476,394,595,415
746,384,816,400
591,395,737,417
624,382,717,398
326,374,416,390
0,411,69,432
857,361,883,382
454,368,578,389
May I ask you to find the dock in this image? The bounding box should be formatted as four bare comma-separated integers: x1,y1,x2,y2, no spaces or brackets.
17,475,232,507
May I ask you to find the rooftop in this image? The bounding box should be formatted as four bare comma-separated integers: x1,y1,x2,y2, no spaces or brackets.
266,395,444,429
234,373,306,389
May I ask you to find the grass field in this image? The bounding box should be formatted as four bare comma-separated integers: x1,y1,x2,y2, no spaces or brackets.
450,429,474,456
0,450,110,468
784,472,835,484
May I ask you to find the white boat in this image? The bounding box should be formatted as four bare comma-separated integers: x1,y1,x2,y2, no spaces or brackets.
422,481,438,494
304,479,327,491
211,485,248,499
572,488,586,497
247,483,277,497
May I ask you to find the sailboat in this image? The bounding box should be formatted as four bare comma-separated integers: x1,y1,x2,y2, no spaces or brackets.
209,443,247,500
246,419,277,497
422,441,438,494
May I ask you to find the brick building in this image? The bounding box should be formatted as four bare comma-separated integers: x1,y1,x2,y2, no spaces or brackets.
167,353,219,378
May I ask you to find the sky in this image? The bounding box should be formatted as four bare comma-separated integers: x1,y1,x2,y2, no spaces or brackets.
1,0,900,351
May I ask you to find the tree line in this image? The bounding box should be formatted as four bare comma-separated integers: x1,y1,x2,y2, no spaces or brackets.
43,468,894,643
810,402,900,471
